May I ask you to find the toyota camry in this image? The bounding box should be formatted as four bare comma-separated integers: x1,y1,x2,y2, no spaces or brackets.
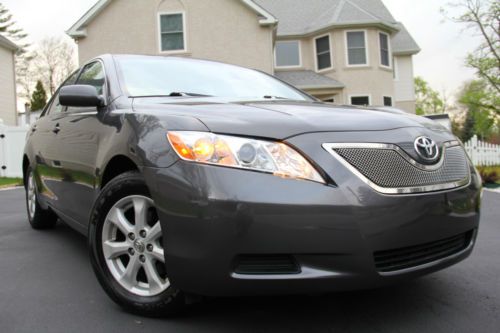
23,54,481,316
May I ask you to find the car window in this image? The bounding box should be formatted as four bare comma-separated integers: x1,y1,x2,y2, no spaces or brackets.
45,93,63,115
77,61,106,95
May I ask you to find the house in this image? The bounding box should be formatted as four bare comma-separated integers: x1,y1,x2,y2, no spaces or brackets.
0,34,18,126
67,0,420,113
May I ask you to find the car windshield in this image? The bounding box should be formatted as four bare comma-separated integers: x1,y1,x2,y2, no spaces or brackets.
115,56,312,101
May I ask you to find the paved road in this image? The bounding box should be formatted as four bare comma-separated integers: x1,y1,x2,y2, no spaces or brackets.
0,188,499,333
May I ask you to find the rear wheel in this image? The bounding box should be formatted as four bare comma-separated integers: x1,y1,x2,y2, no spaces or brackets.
88,172,185,317
25,167,57,229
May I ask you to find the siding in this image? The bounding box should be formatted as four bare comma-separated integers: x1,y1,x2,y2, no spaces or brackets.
394,56,415,102
77,0,274,73
0,46,17,126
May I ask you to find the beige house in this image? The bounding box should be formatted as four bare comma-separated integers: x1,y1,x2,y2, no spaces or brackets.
68,0,420,113
0,34,18,126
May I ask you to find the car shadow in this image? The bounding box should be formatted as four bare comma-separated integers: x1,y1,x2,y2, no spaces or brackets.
52,220,455,331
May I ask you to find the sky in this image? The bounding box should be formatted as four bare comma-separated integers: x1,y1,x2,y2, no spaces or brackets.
1,0,483,98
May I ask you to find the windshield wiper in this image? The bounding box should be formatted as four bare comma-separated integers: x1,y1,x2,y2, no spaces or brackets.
130,92,212,98
263,95,290,100
168,92,212,97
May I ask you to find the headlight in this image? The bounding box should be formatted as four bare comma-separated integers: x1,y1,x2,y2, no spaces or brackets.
167,131,325,184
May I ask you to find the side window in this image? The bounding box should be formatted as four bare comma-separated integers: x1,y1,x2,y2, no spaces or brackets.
77,62,106,95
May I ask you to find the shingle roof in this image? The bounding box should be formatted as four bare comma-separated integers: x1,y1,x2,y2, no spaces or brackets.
254,0,419,55
0,34,18,51
275,70,345,89
392,23,420,55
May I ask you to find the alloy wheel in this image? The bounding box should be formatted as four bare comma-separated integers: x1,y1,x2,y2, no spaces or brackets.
27,172,36,219
102,195,169,296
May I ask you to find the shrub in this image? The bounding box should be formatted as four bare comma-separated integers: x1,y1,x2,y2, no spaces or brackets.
476,166,500,184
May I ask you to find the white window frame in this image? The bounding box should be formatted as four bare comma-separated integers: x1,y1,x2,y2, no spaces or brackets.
157,12,187,54
314,33,333,72
348,94,372,106
393,56,399,81
378,31,392,69
345,29,369,67
383,95,393,107
274,40,302,69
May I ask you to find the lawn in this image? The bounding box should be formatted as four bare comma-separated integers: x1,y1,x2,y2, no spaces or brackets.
0,177,23,188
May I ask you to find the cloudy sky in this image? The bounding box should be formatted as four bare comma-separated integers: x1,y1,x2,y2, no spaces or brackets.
2,0,482,97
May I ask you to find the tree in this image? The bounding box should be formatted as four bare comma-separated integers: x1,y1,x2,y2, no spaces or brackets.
30,81,47,111
34,37,76,95
458,80,499,140
414,77,446,115
0,2,35,99
444,0,500,115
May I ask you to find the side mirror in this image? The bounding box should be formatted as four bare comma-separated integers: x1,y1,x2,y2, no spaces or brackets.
59,85,105,108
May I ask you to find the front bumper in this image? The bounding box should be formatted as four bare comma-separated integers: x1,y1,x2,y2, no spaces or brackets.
143,155,481,296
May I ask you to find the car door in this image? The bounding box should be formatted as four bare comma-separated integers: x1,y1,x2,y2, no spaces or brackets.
49,61,108,227
30,92,68,210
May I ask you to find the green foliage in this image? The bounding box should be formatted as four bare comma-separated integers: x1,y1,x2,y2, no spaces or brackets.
30,80,47,111
458,80,499,141
446,0,499,116
0,177,22,188
476,165,500,184
415,77,446,115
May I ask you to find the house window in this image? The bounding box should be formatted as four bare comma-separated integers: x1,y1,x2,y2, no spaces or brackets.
379,32,390,67
384,96,393,106
350,96,370,106
275,41,301,67
315,35,332,70
159,13,185,52
346,31,367,65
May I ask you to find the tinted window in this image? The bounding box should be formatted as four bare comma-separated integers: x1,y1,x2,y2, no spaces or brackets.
351,96,370,106
315,36,331,70
116,57,311,101
275,41,300,67
77,62,105,95
347,31,367,65
160,13,184,51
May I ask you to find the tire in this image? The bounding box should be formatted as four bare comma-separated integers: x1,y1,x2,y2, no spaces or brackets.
88,171,185,317
25,167,58,229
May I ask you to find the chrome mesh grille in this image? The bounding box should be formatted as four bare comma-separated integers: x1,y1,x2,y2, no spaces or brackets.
333,145,469,189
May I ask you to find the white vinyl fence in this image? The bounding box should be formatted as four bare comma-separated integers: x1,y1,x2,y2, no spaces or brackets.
464,135,500,166
0,122,29,178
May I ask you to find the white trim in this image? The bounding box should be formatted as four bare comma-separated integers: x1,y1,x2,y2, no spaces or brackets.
344,29,369,67
157,12,188,55
67,0,277,38
378,31,392,69
240,0,278,25
313,33,334,72
383,95,393,107
274,40,302,69
393,56,399,81
348,94,372,106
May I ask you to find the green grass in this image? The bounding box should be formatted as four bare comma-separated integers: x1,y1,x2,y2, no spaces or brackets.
0,177,23,188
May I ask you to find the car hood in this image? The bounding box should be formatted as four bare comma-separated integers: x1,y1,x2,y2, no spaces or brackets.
132,97,446,139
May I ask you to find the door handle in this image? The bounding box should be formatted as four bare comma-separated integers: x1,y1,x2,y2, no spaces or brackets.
52,124,60,134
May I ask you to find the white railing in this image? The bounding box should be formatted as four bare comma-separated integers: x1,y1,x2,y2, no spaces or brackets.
464,135,500,166
0,122,29,178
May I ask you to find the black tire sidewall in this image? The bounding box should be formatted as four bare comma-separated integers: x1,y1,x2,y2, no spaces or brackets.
88,172,183,316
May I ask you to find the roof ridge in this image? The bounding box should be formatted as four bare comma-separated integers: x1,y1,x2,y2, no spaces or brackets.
306,0,345,34
332,0,347,22
343,0,382,22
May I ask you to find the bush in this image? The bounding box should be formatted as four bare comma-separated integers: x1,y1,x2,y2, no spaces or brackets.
476,166,500,184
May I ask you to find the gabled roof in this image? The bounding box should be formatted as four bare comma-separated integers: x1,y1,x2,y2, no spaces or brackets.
67,0,278,38
392,23,420,55
0,34,18,52
275,70,345,90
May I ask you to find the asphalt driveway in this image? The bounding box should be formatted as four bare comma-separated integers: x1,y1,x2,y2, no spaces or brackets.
0,187,498,333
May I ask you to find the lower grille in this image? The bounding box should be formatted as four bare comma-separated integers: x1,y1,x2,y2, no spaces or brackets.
374,231,474,273
234,255,301,275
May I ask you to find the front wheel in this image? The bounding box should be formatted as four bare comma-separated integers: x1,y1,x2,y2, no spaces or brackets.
88,172,185,317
